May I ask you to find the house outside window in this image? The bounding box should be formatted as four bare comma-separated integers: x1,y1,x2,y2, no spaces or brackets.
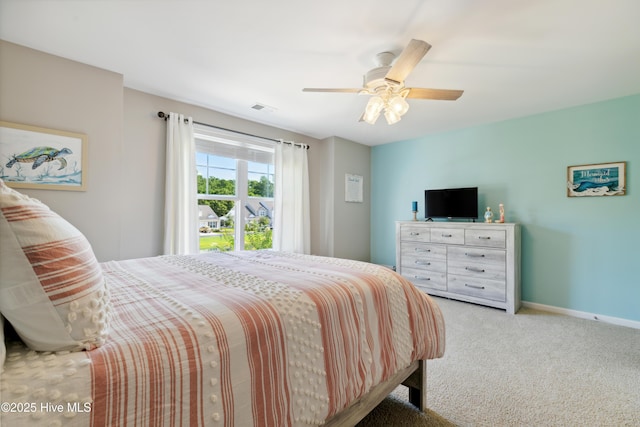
198,205,219,231
194,125,274,252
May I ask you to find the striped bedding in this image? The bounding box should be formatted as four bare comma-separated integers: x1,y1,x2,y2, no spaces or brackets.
1,250,445,426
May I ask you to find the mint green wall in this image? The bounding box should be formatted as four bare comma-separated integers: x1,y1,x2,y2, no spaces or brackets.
371,94,640,322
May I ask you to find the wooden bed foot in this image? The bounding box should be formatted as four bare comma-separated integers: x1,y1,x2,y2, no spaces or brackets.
402,359,427,411
408,386,422,409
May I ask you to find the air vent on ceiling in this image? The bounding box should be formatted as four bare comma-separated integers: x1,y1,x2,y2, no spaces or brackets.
250,103,276,113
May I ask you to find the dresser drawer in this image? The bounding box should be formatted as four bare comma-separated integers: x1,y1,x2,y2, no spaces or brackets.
447,246,505,266
402,268,447,291
448,262,506,281
401,243,446,260
402,257,447,273
400,226,431,243
465,228,506,248
430,228,464,245
448,274,506,302
448,247,506,281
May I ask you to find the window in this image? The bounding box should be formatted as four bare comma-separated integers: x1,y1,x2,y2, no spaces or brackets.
194,125,275,252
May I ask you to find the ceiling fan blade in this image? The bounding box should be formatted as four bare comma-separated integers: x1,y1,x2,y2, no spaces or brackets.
406,88,464,101
385,39,431,85
302,88,361,93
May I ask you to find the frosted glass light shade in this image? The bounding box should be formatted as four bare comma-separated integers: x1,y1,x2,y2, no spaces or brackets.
363,96,384,124
363,110,381,124
388,95,409,116
384,109,401,125
366,96,384,113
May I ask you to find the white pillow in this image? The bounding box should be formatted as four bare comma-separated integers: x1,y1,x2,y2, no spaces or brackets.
0,179,109,352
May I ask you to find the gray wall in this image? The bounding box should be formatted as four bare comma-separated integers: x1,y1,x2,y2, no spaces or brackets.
318,136,371,262
0,40,124,261
1,40,372,262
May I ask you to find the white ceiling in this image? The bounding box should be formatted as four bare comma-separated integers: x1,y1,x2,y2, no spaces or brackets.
1,0,639,146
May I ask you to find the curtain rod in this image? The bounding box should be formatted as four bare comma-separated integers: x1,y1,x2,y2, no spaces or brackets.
157,111,309,149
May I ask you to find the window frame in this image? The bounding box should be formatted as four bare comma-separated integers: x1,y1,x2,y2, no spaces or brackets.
194,125,275,252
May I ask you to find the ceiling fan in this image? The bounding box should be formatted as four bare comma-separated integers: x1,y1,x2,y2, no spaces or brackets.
303,39,463,125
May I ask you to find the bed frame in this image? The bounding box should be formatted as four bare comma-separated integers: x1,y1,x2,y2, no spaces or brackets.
324,359,427,426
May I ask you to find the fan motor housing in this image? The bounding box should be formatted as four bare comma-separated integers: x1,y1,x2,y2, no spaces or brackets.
364,66,391,89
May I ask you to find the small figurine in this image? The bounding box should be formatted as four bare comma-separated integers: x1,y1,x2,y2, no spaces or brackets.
484,206,494,223
498,203,505,223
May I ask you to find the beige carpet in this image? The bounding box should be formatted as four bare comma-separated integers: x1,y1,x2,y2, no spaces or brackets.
358,297,640,426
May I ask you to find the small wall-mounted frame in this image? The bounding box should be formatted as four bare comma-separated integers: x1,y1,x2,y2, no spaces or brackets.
345,173,363,203
0,121,87,191
567,161,625,197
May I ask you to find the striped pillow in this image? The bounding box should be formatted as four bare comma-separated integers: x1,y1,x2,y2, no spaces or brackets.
0,179,109,352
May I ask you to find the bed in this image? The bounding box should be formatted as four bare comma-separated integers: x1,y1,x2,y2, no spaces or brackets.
0,179,445,426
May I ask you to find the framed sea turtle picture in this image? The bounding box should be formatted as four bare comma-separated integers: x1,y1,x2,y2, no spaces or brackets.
0,121,87,191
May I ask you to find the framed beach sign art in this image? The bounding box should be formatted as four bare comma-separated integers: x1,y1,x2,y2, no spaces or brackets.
0,121,87,191
567,161,626,197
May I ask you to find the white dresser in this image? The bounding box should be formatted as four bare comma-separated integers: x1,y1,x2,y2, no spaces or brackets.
396,221,521,313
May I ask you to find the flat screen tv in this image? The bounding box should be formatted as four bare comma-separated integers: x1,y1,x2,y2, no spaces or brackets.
425,187,478,220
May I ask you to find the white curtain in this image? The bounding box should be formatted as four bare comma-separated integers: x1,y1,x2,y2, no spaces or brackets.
273,142,310,254
163,112,198,255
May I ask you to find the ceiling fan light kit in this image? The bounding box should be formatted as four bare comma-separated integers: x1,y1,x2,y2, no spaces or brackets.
363,90,410,125
303,39,464,125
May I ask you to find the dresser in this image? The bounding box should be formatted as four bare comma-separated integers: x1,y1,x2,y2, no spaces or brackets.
396,221,521,313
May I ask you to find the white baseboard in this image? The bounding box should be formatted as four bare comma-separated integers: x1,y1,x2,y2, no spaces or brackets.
521,301,640,330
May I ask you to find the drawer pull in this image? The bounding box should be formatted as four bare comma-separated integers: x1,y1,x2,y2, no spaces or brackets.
465,284,485,290
410,232,420,236
414,276,431,281
415,261,431,266
442,234,452,238
465,252,485,258
478,236,491,240
465,266,485,273
415,248,431,253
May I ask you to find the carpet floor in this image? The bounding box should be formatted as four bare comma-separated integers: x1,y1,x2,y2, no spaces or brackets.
357,297,640,426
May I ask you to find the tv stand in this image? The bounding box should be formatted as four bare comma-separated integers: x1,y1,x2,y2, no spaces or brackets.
395,221,521,313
